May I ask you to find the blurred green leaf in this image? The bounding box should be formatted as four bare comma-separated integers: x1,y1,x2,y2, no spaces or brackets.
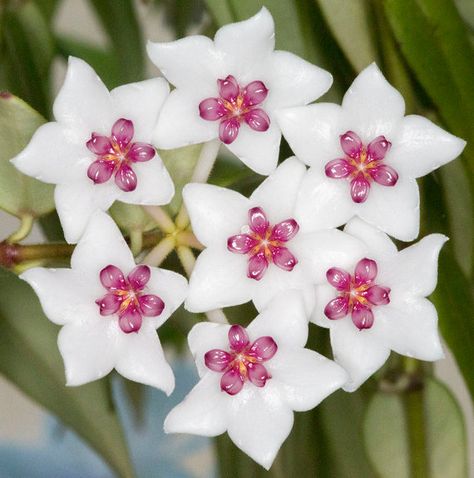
109,202,155,235
156,0,207,38
87,0,145,83
455,0,474,30
364,377,468,478
0,93,55,219
316,0,378,72
0,267,135,478
204,0,234,25
33,0,60,22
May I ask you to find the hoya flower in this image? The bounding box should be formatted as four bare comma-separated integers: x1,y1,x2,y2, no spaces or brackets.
277,63,466,240
20,211,188,393
12,57,174,243
312,218,446,391
147,7,332,175
183,157,364,313
164,291,347,469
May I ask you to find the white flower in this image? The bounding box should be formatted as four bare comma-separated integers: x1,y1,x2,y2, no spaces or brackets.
312,217,446,391
20,211,187,393
183,157,365,313
277,63,466,241
147,7,332,175
164,291,347,470
12,57,175,243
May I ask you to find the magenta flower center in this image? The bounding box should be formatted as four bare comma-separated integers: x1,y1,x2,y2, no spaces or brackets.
325,131,398,203
95,264,165,334
199,75,270,145
86,118,156,192
204,324,278,396
324,258,391,330
227,206,299,281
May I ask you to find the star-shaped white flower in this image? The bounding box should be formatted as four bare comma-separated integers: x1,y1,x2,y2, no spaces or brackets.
147,7,332,175
277,63,466,241
312,217,446,392
183,157,365,313
20,211,187,393
12,57,175,243
164,291,347,470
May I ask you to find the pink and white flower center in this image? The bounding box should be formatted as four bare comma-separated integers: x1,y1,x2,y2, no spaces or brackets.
95,264,165,334
204,324,278,395
86,118,156,192
324,258,390,330
227,207,299,281
325,131,398,203
199,75,270,145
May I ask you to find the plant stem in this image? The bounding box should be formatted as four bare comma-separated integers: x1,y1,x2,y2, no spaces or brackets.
129,229,143,257
142,236,175,266
7,214,34,243
143,205,176,234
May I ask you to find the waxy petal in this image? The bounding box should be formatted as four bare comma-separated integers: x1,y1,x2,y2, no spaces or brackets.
249,336,278,361
350,173,370,203
128,142,155,162
138,294,165,317
244,108,270,132
247,252,268,280
199,97,227,121
340,131,362,159
227,234,258,254
326,267,351,291
324,296,349,320
270,219,299,242
369,164,399,186
96,293,122,316
365,285,390,306
115,163,137,192
111,118,134,148
367,135,391,161
87,159,115,184
354,258,377,285
325,158,355,179
128,264,151,290
247,362,270,387
118,305,143,333
86,134,113,155
351,303,374,330
219,118,240,144
204,349,233,372
220,368,244,395
228,324,249,352
248,207,269,235
271,246,297,271
100,264,126,290
218,75,240,102
243,80,268,106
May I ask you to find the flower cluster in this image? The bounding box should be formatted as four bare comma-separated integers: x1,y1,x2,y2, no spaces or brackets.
12,7,465,471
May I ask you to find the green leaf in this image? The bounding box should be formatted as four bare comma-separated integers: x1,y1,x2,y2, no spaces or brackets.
0,94,55,219
0,267,135,478
87,0,145,83
204,0,234,25
316,0,379,72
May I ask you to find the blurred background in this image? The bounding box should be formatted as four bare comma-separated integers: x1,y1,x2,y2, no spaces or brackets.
0,0,473,477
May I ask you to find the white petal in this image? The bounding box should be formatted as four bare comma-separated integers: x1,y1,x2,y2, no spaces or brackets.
225,120,281,175
265,51,332,109
111,78,170,140
147,36,222,91
153,89,218,149
183,183,249,247
342,63,405,139
55,181,117,244
185,247,253,312
117,156,175,206
378,234,448,299
227,383,293,470
20,268,96,325
214,7,275,80
247,290,309,348
71,210,135,274
268,346,347,411
357,176,420,241
389,115,466,178
312,284,337,328
53,57,114,135
276,103,344,167
330,318,390,391
344,217,398,259
164,372,229,436
115,324,175,394
58,318,120,386
11,122,88,184
249,157,307,221
376,299,443,361
145,267,188,329
294,168,355,233
188,321,230,377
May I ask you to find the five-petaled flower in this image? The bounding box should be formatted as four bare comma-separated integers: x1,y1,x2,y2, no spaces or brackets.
164,292,347,470
12,57,175,243
147,7,333,175
183,157,364,313
277,63,466,240
20,211,188,393
312,218,446,391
